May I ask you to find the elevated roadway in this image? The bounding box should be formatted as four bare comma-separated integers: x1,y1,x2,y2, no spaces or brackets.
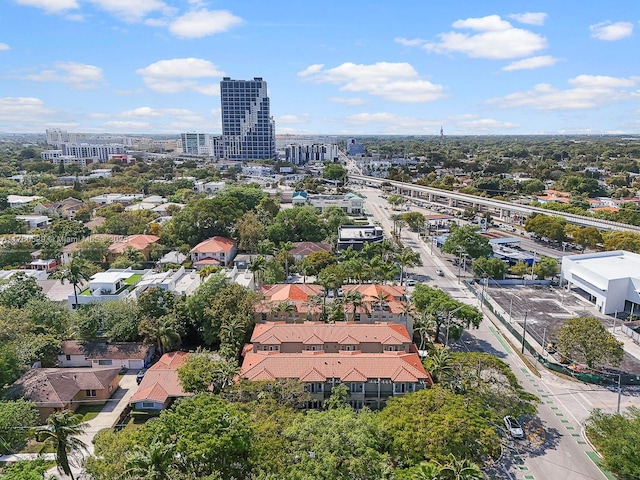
349,174,640,234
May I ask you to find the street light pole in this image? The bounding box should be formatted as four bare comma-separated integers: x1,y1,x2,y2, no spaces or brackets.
617,373,622,414
445,305,465,347
521,310,529,354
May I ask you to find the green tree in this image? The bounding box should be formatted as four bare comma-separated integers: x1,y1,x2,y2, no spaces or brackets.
36,410,88,480
439,454,484,480
0,345,21,388
124,438,177,480
533,256,558,279
236,211,266,253
571,227,603,250
524,214,567,242
396,247,423,285
603,231,640,253
301,250,336,276
283,405,392,479
0,400,38,454
585,407,640,480
423,345,454,384
380,386,500,466
471,257,506,280
138,314,182,355
137,287,176,319
323,163,347,180
401,211,426,232
75,238,111,265
442,225,492,259
556,317,624,369
509,261,530,277
0,275,46,309
0,457,51,479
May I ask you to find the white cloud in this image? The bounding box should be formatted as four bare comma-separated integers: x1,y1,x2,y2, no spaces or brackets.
394,37,426,47
169,9,243,38
0,97,54,120
297,64,324,78
487,74,640,110
502,55,560,71
329,97,366,106
0,43,10,51
88,0,174,23
24,62,105,89
136,58,225,94
411,14,547,59
276,114,309,124
14,0,78,13
590,21,634,41
509,12,547,26
120,106,195,118
298,62,446,103
102,121,151,130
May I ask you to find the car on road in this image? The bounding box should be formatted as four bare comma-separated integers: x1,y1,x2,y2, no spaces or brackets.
405,279,416,286
435,268,444,276
136,369,147,385
503,415,524,439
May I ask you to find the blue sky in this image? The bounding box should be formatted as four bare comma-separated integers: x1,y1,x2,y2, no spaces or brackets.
1,0,639,135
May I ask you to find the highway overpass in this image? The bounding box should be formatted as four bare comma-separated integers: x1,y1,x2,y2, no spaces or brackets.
348,174,640,234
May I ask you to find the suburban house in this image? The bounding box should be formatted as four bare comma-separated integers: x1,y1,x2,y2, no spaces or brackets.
291,241,332,261
107,234,160,262
133,267,201,296
89,193,144,206
34,197,85,219
16,215,50,230
7,195,42,208
61,233,123,265
8,367,120,421
68,268,148,307
58,341,155,369
255,284,324,323
189,236,237,268
240,322,431,409
130,351,192,412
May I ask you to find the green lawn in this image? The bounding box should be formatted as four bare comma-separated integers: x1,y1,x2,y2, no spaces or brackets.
80,287,91,295
75,403,105,421
124,273,143,285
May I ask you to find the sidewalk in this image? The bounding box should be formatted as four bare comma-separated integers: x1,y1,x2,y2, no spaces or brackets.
610,328,640,363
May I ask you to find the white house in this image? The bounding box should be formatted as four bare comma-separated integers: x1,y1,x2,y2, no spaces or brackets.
58,341,154,369
16,215,50,230
189,236,237,268
69,268,148,307
133,267,201,296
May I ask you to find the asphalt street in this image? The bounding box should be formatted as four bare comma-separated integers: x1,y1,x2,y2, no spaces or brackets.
360,186,628,480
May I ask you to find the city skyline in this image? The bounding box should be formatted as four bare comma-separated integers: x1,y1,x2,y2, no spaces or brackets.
0,1,638,135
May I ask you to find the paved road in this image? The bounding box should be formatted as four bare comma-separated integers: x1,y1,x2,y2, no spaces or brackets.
363,187,622,480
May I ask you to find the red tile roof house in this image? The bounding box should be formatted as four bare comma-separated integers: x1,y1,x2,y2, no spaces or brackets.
130,351,193,412
58,341,155,370
254,284,324,323
107,234,160,263
290,241,332,261
8,367,120,422
240,322,431,410
189,236,237,269
341,284,413,333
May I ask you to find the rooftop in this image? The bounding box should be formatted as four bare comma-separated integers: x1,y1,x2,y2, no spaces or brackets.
562,250,640,283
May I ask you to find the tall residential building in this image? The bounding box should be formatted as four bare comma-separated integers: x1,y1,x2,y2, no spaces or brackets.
220,77,276,160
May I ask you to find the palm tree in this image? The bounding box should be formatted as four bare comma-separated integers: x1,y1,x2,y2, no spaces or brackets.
139,315,181,355
306,293,323,321
414,462,444,480
60,258,92,308
425,345,454,384
36,410,88,480
212,359,239,393
396,247,423,286
278,241,295,282
439,454,484,480
219,316,248,355
125,439,177,480
375,290,390,322
270,300,296,321
413,312,435,351
249,255,268,290
343,289,365,321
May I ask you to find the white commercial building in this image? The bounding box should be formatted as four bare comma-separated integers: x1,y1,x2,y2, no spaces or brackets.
561,250,640,315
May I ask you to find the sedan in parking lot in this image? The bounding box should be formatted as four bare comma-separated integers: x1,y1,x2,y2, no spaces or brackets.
503,415,525,439
136,369,147,384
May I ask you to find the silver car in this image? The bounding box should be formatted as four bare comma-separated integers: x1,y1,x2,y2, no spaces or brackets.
503,416,524,439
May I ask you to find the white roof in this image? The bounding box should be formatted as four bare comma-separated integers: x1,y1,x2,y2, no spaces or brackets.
563,250,640,282
91,271,133,284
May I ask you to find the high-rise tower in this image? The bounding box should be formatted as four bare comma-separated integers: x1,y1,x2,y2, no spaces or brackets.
220,77,276,160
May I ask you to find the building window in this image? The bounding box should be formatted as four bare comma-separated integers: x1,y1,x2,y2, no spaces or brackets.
86,390,97,397
261,313,267,322
65,355,71,361
142,402,155,409
350,382,363,393
385,345,400,352
342,345,356,351
98,359,113,366
305,345,322,351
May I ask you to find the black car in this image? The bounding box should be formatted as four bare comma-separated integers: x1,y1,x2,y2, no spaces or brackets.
136,369,147,384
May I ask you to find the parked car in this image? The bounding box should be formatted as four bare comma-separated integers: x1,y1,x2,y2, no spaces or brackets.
406,279,417,286
435,268,444,277
136,369,147,385
503,416,524,439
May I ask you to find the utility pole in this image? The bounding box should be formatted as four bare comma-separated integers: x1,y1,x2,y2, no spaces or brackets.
617,373,622,414
521,310,529,354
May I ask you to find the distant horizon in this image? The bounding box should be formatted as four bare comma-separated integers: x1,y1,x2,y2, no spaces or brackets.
1,1,638,135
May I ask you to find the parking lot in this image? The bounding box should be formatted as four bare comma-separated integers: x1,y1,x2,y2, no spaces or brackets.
484,283,640,375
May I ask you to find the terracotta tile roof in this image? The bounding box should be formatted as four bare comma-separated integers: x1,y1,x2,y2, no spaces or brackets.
342,284,406,301
250,322,411,345
108,234,159,255
291,242,332,257
130,351,191,405
190,236,236,254
61,341,153,360
241,351,431,384
260,284,323,302
10,367,119,408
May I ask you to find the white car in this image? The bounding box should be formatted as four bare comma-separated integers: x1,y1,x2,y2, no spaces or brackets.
435,268,444,277
503,416,524,439
405,279,416,286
